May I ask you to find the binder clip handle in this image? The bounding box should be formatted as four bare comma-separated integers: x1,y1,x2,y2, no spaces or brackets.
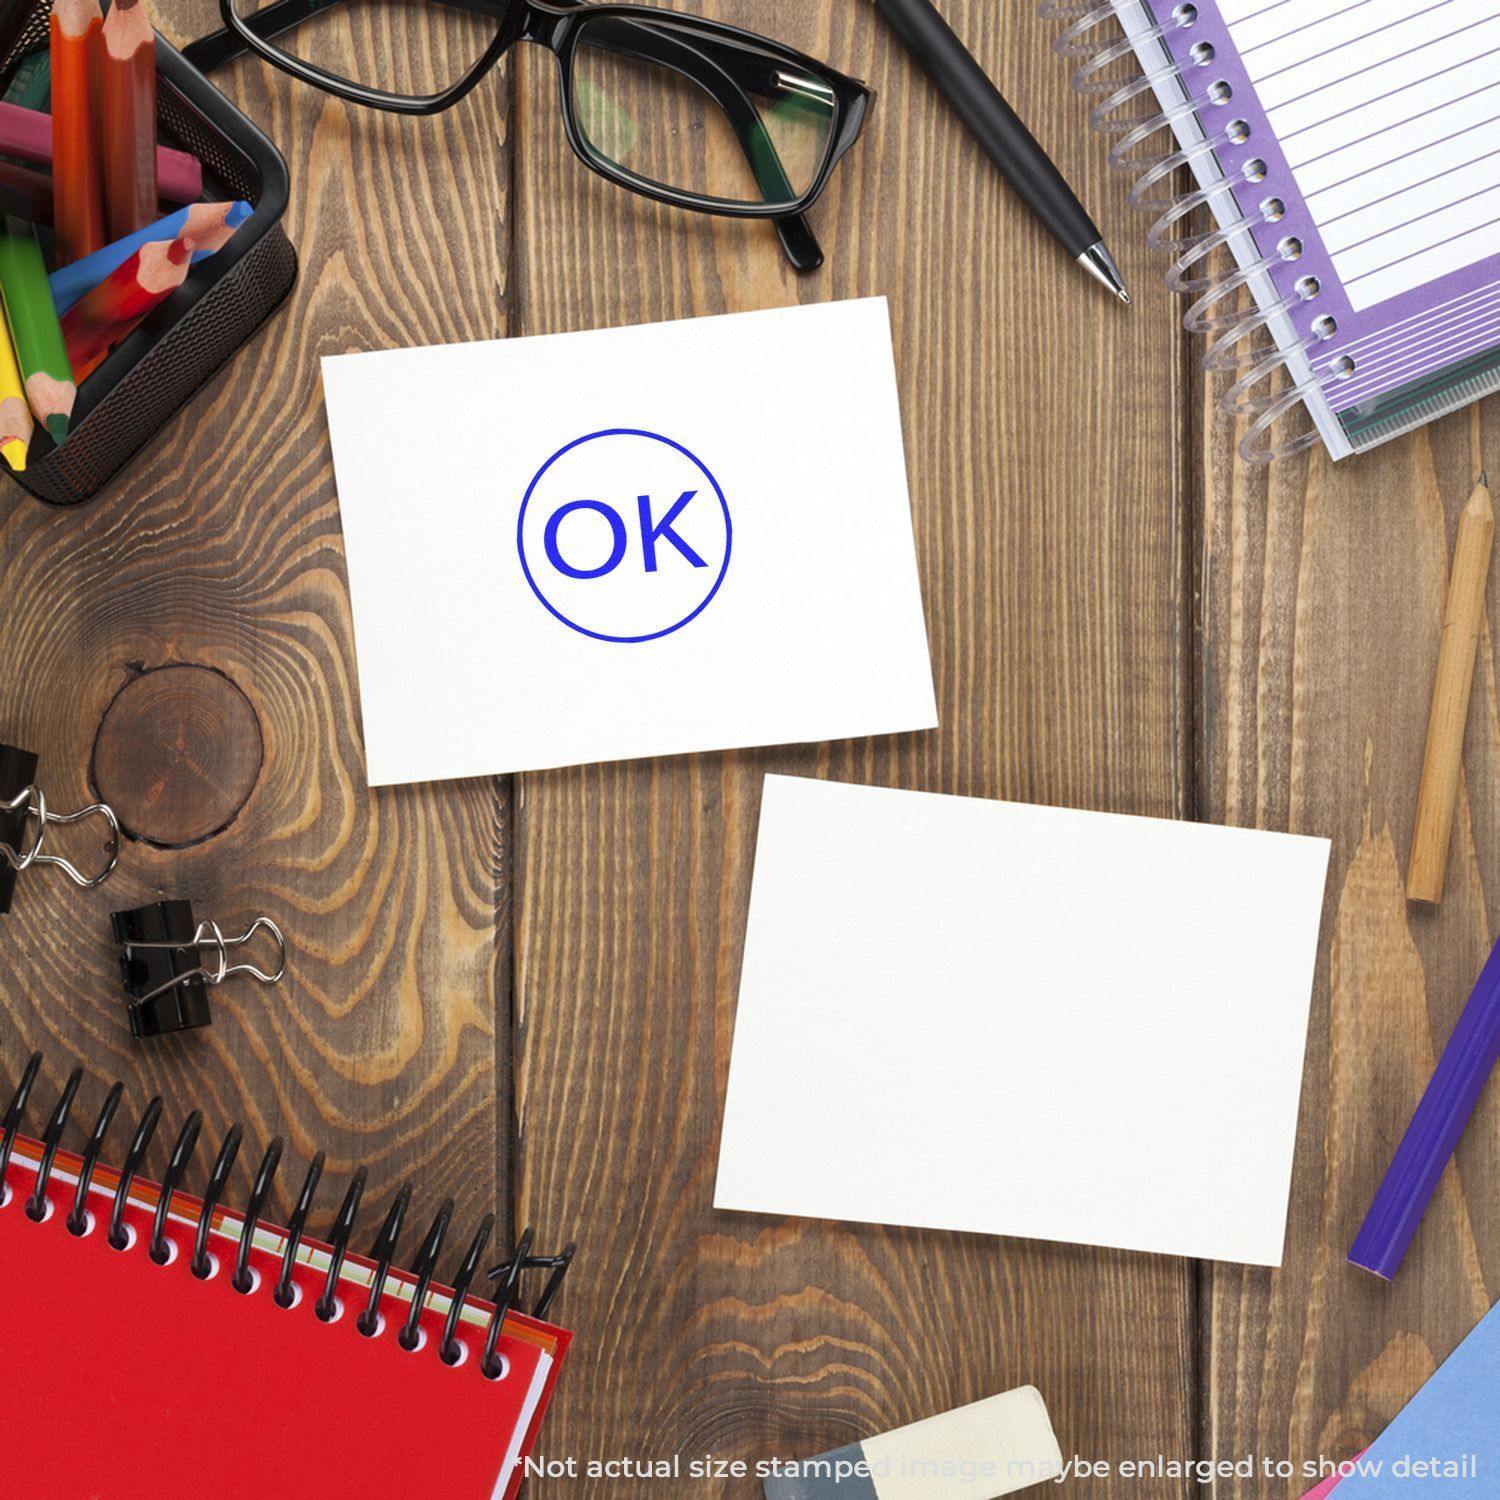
209,915,288,989
127,916,288,1004
0,784,121,890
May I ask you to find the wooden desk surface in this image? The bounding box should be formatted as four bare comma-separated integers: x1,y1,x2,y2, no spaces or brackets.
1,2,1496,1494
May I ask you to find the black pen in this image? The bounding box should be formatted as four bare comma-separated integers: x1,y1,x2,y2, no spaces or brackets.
871,0,1130,303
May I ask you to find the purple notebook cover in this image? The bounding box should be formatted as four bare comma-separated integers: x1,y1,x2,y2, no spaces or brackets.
1141,0,1500,421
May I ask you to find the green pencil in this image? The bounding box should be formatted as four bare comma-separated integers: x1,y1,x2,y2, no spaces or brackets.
0,218,74,443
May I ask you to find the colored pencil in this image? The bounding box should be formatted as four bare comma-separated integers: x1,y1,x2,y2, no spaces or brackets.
1407,473,1495,903
51,200,250,314
0,101,200,204
101,0,157,240
0,158,200,232
61,233,192,379
0,313,32,470
0,158,57,224
0,218,74,442
50,0,106,263
1349,934,1500,1279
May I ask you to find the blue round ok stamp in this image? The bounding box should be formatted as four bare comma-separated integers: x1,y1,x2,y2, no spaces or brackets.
517,428,733,644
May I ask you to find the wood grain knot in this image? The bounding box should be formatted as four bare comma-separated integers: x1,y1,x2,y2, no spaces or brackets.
92,665,264,848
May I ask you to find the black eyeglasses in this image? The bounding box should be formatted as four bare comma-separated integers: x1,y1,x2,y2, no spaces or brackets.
182,0,873,271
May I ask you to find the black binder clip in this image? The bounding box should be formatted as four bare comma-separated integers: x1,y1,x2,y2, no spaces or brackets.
1,742,120,916
111,899,287,1038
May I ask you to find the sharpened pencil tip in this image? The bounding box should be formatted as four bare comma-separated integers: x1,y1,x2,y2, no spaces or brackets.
44,415,68,447
3,439,26,471
1480,470,1488,488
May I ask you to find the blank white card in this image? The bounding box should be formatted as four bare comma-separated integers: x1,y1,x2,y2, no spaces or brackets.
715,776,1332,1266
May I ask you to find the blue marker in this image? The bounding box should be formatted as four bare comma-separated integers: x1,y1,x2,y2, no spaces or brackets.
50,201,253,314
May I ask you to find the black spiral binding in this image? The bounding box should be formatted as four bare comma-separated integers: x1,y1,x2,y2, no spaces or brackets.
151,1111,203,1263
275,1150,324,1308
2,1054,575,1375
67,1080,122,1235
234,1135,283,1293
192,1125,244,1279
108,1095,162,1250
398,1195,452,1350
315,1165,366,1320
357,1183,409,1335
25,1065,81,1221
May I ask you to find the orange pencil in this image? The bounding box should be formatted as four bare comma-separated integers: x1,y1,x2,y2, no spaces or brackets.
101,0,157,240
50,0,106,264
61,234,192,381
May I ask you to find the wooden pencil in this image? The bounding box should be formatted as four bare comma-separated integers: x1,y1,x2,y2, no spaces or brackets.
101,0,157,240
50,0,106,263
0,101,201,204
0,158,58,225
61,233,192,379
0,218,74,443
0,312,33,470
51,200,249,314
1407,472,1495,904
0,157,201,232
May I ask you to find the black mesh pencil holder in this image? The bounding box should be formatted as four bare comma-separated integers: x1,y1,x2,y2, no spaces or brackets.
0,22,296,507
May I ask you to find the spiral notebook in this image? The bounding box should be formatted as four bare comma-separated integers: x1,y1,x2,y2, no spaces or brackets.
0,1059,573,1500
1053,0,1500,461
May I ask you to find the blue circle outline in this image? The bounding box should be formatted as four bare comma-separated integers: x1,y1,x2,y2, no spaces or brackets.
517,427,733,644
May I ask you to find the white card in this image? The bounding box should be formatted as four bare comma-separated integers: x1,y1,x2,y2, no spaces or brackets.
715,775,1332,1266
321,299,937,784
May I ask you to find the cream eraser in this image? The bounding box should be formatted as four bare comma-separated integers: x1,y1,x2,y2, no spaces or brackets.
764,1385,1062,1500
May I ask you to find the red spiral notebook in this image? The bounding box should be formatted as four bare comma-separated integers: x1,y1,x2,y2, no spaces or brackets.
0,1117,571,1499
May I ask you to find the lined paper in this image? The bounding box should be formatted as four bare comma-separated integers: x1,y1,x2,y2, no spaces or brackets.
1222,0,1500,310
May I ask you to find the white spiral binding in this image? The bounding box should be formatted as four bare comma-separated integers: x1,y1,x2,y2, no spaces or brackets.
1042,0,1337,463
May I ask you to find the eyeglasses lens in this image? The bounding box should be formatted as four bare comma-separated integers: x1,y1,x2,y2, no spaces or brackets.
570,15,838,209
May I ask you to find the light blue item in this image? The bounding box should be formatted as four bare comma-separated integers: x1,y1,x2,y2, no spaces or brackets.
1326,1298,1498,1493
50,201,253,314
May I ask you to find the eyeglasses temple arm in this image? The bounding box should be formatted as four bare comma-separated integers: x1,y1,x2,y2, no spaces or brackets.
772,212,822,274
181,2,824,271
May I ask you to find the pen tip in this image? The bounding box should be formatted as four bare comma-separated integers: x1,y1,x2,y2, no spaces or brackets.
1078,242,1130,304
